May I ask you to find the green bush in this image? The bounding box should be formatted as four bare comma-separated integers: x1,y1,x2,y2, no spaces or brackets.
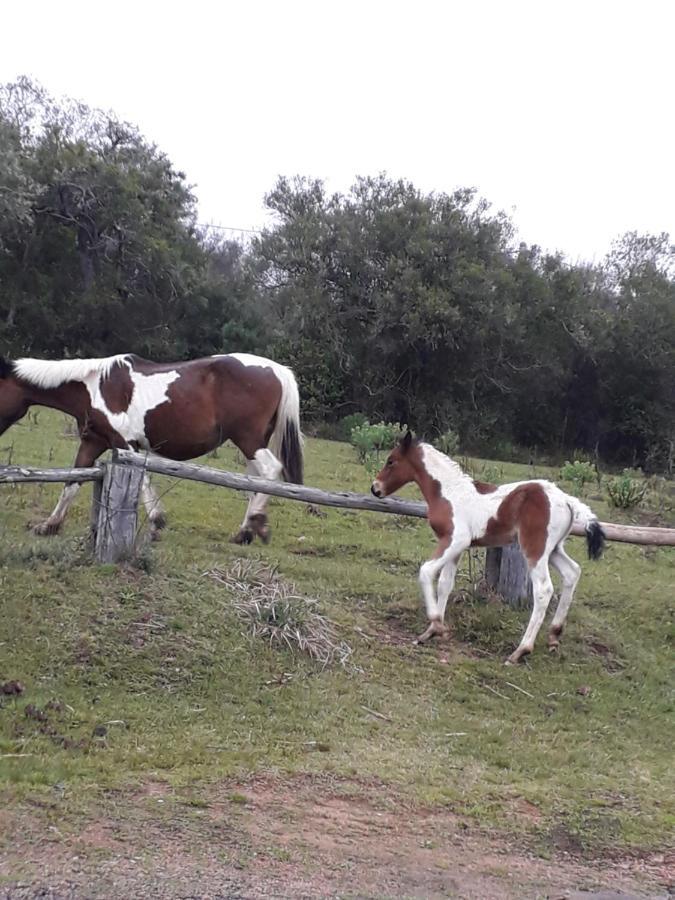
434,428,460,457
606,471,647,509
560,459,596,494
338,412,369,441
350,421,406,473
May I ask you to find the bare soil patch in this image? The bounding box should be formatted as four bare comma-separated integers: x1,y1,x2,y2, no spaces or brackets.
0,775,671,899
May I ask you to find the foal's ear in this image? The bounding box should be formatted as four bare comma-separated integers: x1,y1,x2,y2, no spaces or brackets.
400,429,414,453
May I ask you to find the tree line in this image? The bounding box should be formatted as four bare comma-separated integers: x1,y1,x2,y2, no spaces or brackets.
1,78,673,470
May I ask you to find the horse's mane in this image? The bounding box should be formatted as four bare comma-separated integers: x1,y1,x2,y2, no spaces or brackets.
12,355,129,389
419,443,473,486
0,356,15,379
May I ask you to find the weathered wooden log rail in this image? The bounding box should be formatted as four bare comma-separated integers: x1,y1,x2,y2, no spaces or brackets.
0,465,101,484
1,452,674,593
114,450,675,547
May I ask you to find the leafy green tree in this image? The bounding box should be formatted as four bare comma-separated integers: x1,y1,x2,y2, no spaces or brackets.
0,77,204,358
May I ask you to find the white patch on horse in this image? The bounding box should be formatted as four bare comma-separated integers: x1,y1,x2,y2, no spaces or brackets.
420,443,494,540
86,363,180,445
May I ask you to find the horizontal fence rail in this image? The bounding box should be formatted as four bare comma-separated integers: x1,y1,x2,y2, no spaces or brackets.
2,453,674,547
0,464,102,484
112,450,427,518
113,450,675,547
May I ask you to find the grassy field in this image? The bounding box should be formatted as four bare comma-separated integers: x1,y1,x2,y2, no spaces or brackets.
0,410,673,883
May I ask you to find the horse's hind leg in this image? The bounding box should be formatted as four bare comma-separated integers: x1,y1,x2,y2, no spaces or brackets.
547,543,581,650
32,483,82,536
140,473,167,541
232,448,283,545
32,439,104,536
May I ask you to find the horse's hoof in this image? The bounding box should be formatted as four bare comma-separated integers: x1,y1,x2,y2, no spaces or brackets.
150,529,162,543
547,641,560,653
151,512,167,531
414,621,448,645
30,520,60,537
230,529,254,545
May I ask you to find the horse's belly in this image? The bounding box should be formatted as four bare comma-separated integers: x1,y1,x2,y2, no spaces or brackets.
143,423,224,461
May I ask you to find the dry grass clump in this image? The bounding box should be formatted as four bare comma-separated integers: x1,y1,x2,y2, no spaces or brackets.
206,559,353,668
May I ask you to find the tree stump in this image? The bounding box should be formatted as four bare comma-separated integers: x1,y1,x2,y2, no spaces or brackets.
485,542,533,609
91,462,143,563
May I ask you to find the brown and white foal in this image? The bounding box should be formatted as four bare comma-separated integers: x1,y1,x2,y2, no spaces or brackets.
372,432,605,664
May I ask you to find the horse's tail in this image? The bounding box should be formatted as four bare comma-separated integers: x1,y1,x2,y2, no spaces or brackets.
269,363,304,484
566,496,606,560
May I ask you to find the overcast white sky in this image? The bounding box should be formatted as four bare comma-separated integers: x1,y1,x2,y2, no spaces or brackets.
3,0,674,262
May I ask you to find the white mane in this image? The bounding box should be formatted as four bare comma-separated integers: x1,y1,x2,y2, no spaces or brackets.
13,355,130,389
419,443,473,490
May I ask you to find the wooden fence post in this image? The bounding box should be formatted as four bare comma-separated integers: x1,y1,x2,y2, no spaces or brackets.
91,460,143,563
485,543,533,609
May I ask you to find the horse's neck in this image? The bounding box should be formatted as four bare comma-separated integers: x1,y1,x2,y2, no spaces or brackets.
415,444,475,501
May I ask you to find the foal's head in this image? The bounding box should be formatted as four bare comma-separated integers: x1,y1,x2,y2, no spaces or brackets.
371,430,420,498
0,358,28,436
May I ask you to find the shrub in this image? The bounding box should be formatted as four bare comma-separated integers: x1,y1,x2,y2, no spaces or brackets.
606,471,647,509
338,412,369,440
350,421,406,473
434,428,460,457
560,459,596,494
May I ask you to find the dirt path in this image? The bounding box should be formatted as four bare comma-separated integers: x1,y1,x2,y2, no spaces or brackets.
1,775,672,899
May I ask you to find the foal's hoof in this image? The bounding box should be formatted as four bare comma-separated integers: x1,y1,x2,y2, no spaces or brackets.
505,649,530,666
30,520,60,537
230,528,254,545
414,621,450,645
547,626,562,652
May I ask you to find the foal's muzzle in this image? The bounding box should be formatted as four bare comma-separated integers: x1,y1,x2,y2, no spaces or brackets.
371,480,384,498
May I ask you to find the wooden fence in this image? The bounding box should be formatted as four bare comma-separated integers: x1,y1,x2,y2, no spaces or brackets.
1,450,674,604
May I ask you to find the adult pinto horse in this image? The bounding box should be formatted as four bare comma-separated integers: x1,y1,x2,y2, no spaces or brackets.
0,352,303,544
371,431,605,664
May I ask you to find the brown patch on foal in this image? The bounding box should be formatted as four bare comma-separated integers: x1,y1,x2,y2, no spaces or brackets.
411,446,454,547
475,483,550,564
100,363,134,414
473,480,498,494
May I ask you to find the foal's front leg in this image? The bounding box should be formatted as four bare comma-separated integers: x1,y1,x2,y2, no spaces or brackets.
414,542,452,644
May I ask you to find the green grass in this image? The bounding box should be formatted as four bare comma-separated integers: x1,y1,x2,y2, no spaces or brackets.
0,410,673,856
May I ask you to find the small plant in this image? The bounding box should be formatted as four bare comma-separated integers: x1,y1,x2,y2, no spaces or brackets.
480,464,504,485
606,471,647,509
434,428,460,457
350,420,406,474
560,459,596,494
338,412,369,441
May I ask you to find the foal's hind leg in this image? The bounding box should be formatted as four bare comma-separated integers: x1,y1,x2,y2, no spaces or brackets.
506,558,555,665
232,449,283,545
547,544,581,650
